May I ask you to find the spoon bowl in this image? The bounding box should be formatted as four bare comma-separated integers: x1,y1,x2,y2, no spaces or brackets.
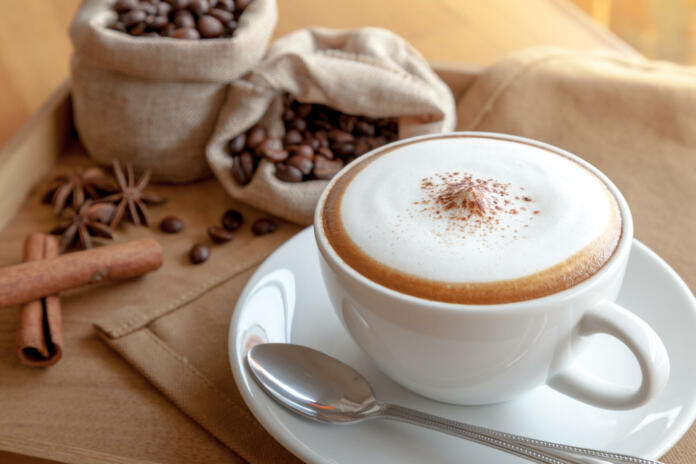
246,343,662,464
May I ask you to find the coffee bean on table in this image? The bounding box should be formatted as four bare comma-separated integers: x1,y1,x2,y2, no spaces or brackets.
197,15,223,38
251,218,277,236
160,216,184,233
228,133,246,154
189,243,210,264
275,164,303,183
207,226,234,244
222,209,244,230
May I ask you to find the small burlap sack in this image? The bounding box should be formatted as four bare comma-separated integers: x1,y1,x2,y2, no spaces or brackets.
207,27,457,225
70,0,277,183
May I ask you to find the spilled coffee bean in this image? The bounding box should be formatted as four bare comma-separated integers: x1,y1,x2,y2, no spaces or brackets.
226,96,399,184
160,216,184,233
221,209,243,231
251,218,277,236
189,243,210,264
207,226,234,244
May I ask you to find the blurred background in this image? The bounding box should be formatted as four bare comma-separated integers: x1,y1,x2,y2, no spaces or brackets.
2,0,695,149
573,0,696,63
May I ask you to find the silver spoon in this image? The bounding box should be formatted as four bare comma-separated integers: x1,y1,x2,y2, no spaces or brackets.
246,343,663,464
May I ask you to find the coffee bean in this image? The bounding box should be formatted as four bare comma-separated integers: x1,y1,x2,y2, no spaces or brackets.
290,118,307,132
275,164,304,182
234,0,251,10
328,129,354,143
140,3,158,15
208,226,234,243
122,9,146,26
156,2,172,16
287,156,313,175
315,130,329,148
228,133,246,154
222,209,244,230
265,149,289,163
355,137,371,156
283,129,303,146
282,108,295,121
174,10,195,28
338,114,356,133
129,22,148,35
317,146,334,160
216,0,236,11
147,15,169,29
294,144,314,159
209,7,233,22
225,20,238,33
160,216,184,233
239,151,255,178
114,0,138,13
167,0,192,9
189,243,210,264
231,155,250,185
246,126,266,148
333,142,355,157
313,156,345,179
356,120,375,136
172,26,200,39
251,218,277,235
197,15,223,38
190,0,210,15
256,137,281,157
295,103,313,118
109,21,127,32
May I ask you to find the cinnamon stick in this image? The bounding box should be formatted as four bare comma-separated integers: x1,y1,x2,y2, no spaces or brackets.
0,238,163,309
16,233,63,366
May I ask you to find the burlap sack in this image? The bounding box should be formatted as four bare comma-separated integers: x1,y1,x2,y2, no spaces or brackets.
70,0,277,183
206,27,457,225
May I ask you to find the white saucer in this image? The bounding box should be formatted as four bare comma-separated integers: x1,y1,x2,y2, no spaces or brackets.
229,227,696,463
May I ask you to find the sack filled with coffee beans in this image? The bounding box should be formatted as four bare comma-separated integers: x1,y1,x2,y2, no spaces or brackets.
70,0,277,183
206,27,457,225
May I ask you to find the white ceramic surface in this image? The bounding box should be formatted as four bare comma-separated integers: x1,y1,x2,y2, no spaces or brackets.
313,132,668,408
229,228,696,463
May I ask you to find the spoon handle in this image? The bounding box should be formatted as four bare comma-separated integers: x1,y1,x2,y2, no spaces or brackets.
380,404,662,464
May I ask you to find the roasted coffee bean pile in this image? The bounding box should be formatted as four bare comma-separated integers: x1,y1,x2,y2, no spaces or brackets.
228,98,399,185
108,0,252,39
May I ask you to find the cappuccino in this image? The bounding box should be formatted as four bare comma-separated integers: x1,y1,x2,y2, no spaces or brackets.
321,134,622,304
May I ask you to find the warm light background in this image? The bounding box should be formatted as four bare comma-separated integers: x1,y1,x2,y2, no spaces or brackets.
572,0,696,63
1,0,693,150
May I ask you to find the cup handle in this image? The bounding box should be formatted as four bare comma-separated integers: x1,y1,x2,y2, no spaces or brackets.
548,300,670,410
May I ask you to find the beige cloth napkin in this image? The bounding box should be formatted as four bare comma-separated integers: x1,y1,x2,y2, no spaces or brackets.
0,48,694,463
96,48,696,462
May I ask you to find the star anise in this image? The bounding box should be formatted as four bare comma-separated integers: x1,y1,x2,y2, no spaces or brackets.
51,201,116,253
101,160,165,228
42,167,114,215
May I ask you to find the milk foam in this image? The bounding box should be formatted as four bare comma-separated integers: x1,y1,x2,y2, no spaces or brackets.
339,137,618,283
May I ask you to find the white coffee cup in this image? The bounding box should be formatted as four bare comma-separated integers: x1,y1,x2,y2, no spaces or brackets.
314,132,669,409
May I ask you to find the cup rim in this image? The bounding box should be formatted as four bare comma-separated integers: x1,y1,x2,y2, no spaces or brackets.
314,131,634,312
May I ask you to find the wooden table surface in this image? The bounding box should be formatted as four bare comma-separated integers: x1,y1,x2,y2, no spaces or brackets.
0,1,637,463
